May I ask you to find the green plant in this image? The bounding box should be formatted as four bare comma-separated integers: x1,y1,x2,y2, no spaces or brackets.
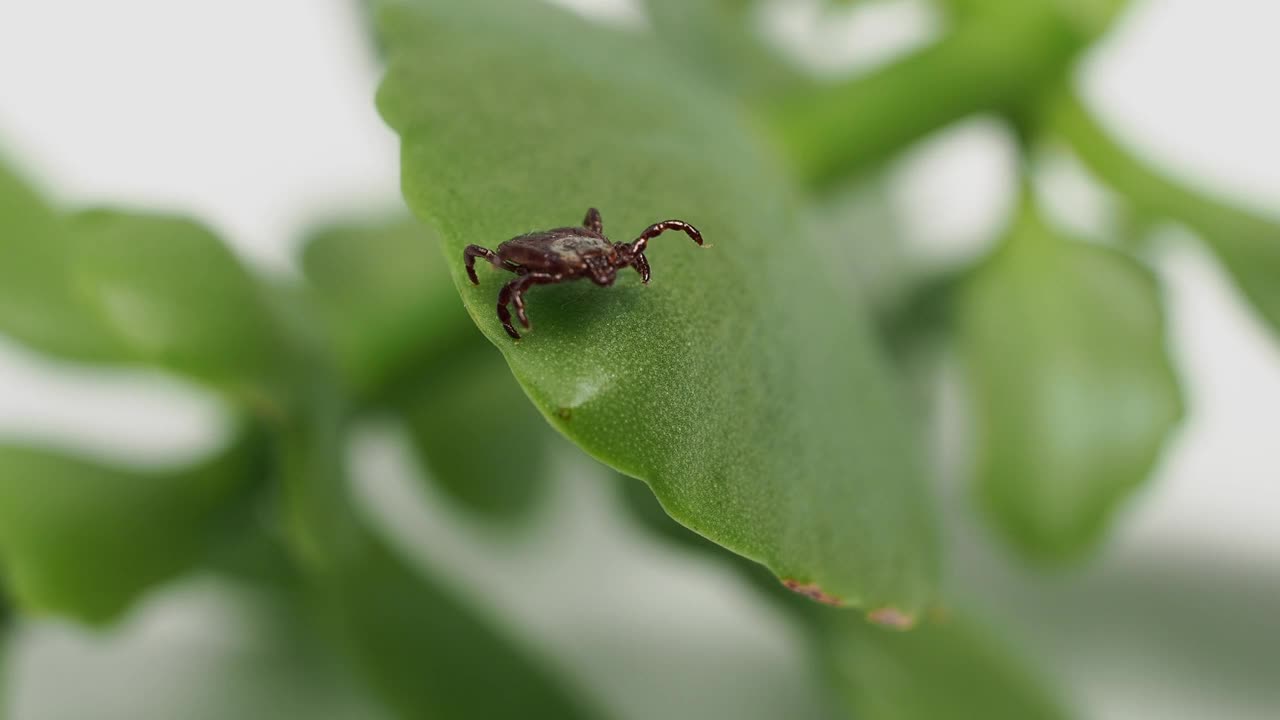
1,1,1276,718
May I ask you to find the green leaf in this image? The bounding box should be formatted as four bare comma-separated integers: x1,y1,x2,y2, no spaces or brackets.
301,217,468,398
401,344,552,519
275,395,599,718
70,209,284,395
826,612,1070,720
939,0,1128,39
302,218,550,517
0,611,7,720
957,201,1183,561
324,540,600,720
642,0,802,99
0,441,259,624
377,0,937,616
0,157,286,400
0,160,123,361
1052,94,1280,338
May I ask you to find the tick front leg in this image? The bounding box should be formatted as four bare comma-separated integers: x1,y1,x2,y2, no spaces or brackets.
630,219,703,254
464,245,501,285
632,252,651,284
583,207,603,234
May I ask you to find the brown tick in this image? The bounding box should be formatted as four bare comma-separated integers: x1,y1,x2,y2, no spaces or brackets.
464,207,703,339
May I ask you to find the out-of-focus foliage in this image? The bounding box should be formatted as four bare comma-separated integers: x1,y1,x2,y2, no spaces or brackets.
958,200,1183,560
643,0,801,98
6,581,393,720
302,220,551,518
68,210,286,399
3,0,1275,717
400,345,552,519
826,612,1069,720
323,539,600,719
277,393,599,720
0,163,124,362
378,0,938,619
771,2,1085,187
301,218,466,399
0,441,259,624
0,164,284,406
1051,94,1280,338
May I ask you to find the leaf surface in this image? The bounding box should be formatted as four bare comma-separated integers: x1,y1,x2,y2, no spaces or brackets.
958,202,1183,560
301,217,466,398
0,443,256,624
0,162,122,361
302,218,551,517
376,0,937,615
827,613,1070,720
0,159,284,400
69,209,284,395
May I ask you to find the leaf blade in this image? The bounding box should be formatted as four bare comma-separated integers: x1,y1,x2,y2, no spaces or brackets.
0,161,124,361
377,1,937,614
958,203,1183,560
0,442,257,624
70,209,284,394
827,612,1071,720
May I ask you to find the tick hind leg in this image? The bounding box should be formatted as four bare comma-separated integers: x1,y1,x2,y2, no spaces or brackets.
464,245,502,285
583,207,603,234
497,273,556,339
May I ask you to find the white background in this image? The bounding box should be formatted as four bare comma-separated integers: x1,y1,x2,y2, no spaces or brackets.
0,1,1277,719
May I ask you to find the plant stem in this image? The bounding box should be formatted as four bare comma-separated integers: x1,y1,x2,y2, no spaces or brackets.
1051,92,1280,332
767,7,1084,189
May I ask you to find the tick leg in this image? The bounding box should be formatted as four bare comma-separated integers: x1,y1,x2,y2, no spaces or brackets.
583,207,603,234
497,273,557,340
464,245,501,285
630,219,703,254
632,252,651,284
496,276,526,339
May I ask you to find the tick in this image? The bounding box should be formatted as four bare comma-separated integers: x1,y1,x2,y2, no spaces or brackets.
464,207,704,339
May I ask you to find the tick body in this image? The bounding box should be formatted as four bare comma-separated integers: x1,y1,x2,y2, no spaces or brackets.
464,208,703,339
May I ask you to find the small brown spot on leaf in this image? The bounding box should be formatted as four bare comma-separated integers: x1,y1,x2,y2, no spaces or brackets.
867,607,917,630
556,407,572,421
781,578,843,607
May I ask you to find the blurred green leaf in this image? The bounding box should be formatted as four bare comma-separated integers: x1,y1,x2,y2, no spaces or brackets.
69,210,284,398
302,218,551,518
7,580,390,720
401,345,552,519
957,201,1183,561
642,0,802,99
1052,94,1280,338
377,0,937,617
324,540,601,720
301,217,467,398
826,612,1070,720
770,5,1084,188
1,602,7,720
0,159,285,403
276,405,601,719
0,160,124,361
939,0,1128,39
272,268,603,719
0,440,260,625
